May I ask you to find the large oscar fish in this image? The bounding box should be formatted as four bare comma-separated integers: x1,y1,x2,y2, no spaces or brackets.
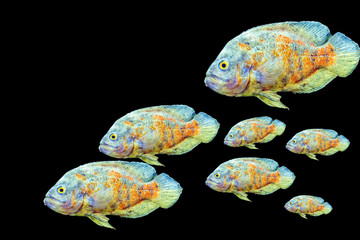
205,21,360,109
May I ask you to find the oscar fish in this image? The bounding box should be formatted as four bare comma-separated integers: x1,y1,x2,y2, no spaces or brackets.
205,157,295,202
99,105,220,166
286,128,350,160
224,116,286,149
43,161,182,229
205,21,360,109
285,195,332,219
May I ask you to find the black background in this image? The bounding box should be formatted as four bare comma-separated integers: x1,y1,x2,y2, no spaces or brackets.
33,4,359,238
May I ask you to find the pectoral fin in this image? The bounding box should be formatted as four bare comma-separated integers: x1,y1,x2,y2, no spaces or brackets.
256,91,289,109
139,154,164,166
234,191,252,202
245,143,259,150
88,213,115,230
299,213,308,219
306,153,318,161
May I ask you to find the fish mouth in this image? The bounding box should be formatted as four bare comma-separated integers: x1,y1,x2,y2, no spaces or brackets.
99,143,133,158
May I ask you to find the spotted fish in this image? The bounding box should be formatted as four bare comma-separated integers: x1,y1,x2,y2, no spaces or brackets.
99,105,220,166
205,157,295,202
205,21,360,109
224,116,285,149
285,195,332,219
43,161,182,229
286,128,350,160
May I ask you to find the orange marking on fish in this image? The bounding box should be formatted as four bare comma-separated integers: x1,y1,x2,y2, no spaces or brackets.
226,165,234,170
153,114,166,121
239,42,251,50
124,121,134,126
75,173,87,181
183,120,200,137
141,181,160,199
313,43,336,67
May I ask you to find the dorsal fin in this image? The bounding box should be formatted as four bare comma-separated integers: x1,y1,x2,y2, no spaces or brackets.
127,105,196,122
243,21,331,46
83,161,157,182
244,116,273,125
312,129,339,138
302,195,324,203
230,157,279,171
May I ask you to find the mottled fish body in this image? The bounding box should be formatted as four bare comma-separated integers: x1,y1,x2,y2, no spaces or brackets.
224,116,285,149
205,157,295,202
99,105,220,166
285,195,332,219
44,161,182,229
286,128,349,160
205,21,360,109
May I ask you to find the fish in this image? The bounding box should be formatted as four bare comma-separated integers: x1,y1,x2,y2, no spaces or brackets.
43,160,182,229
224,116,286,149
99,105,220,166
205,157,295,202
285,195,332,219
204,21,360,109
286,128,350,160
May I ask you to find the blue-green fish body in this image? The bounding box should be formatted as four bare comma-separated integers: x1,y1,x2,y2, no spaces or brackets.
285,195,332,219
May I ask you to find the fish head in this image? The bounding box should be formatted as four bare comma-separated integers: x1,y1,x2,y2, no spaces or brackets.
44,171,86,215
99,125,135,158
205,165,233,192
286,133,306,154
205,43,250,96
224,127,242,147
284,197,300,213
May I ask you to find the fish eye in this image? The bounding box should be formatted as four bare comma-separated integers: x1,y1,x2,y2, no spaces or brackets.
214,173,221,178
229,134,234,138
109,133,117,141
57,186,66,194
218,60,229,71
292,139,296,144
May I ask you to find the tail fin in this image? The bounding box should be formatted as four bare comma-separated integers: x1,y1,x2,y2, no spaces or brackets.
276,166,296,189
193,112,220,143
152,173,182,209
272,119,286,136
323,202,333,215
337,135,350,152
327,32,360,77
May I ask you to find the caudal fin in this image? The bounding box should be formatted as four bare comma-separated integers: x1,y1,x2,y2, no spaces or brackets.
323,202,333,215
276,166,296,189
337,135,350,152
327,32,360,77
272,119,286,136
194,112,220,143
152,173,182,209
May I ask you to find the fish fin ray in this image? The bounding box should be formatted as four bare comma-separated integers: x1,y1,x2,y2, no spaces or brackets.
193,112,220,143
234,191,251,202
326,32,360,77
337,135,350,151
244,21,330,46
276,166,296,189
139,154,164,166
299,213,308,219
256,91,289,109
306,153,318,160
88,214,115,230
152,173,182,208
245,143,258,149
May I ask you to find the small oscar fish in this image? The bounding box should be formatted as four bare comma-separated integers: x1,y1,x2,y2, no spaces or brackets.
205,157,295,202
285,195,332,219
205,21,360,109
99,105,220,166
224,116,285,149
44,161,182,229
286,129,350,160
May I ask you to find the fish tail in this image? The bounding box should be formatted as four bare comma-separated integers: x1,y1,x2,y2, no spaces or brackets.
326,32,360,77
272,119,286,136
323,202,333,215
193,112,220,143
337,135,350,152
152,173,182,208
276,166,296,189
